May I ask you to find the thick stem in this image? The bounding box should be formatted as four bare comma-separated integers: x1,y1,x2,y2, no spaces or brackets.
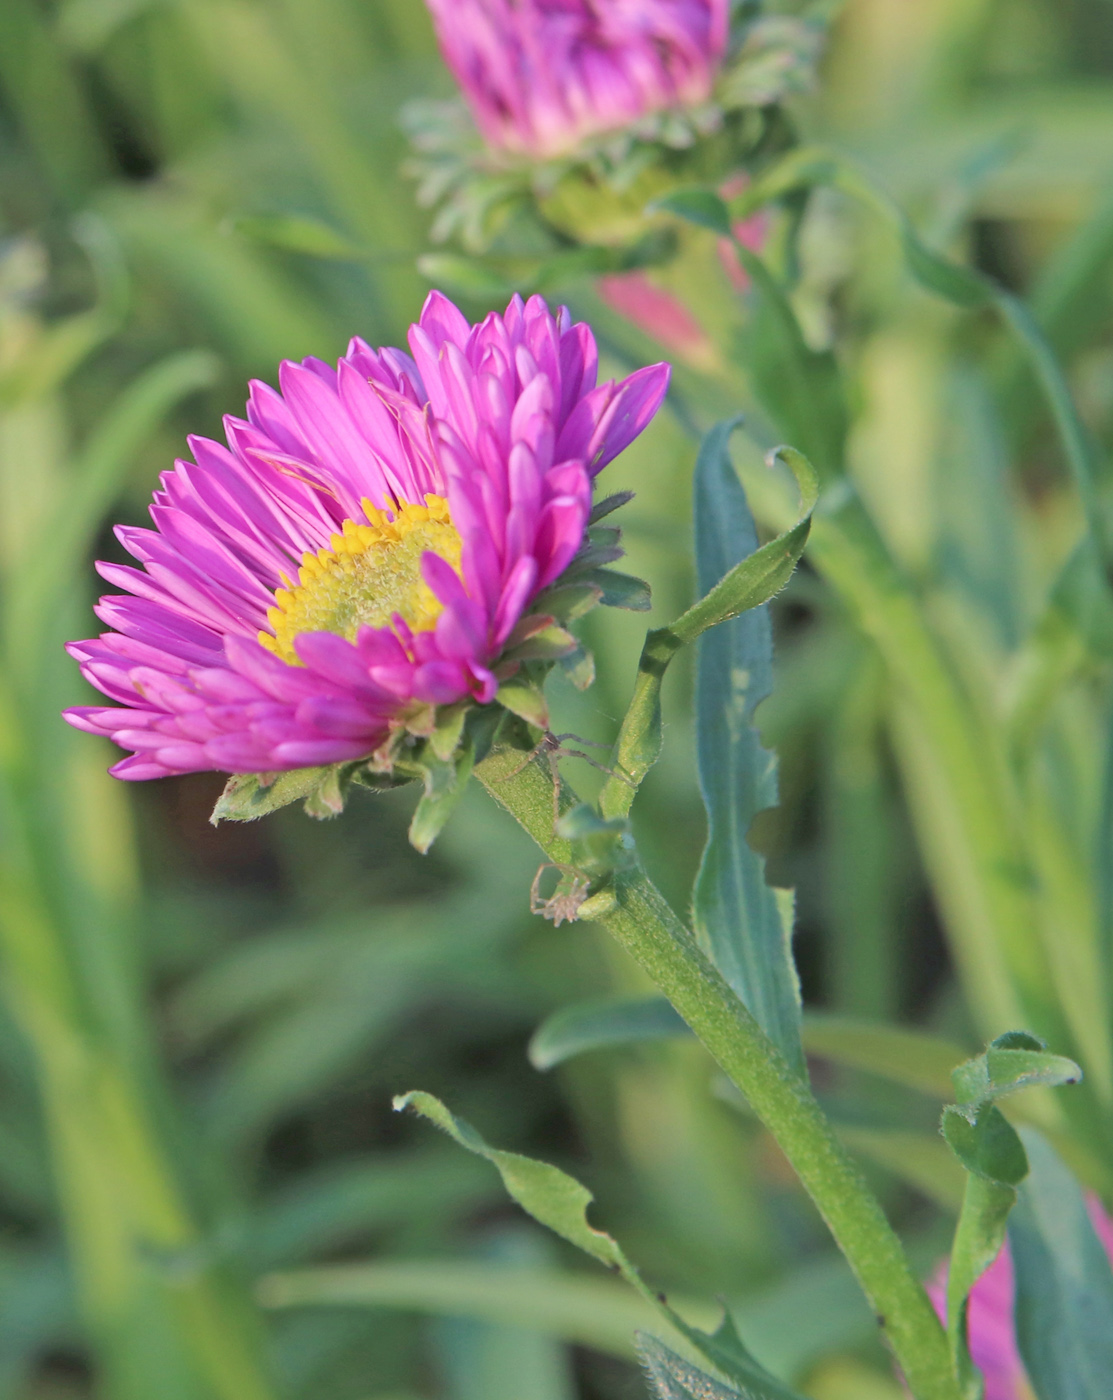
477,743,961,1400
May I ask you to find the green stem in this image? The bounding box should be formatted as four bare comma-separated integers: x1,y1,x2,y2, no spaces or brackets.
476,743,962,1400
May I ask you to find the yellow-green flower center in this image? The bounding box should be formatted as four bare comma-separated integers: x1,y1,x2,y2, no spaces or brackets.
259,495,461,665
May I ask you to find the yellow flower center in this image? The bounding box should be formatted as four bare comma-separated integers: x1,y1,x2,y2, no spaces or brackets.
259,494,461,665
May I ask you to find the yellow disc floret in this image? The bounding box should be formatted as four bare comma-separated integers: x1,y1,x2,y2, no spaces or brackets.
259,494,461,665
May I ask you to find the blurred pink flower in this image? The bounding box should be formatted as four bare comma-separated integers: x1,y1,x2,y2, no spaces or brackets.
597,271,714,363
424,0,730,158
928,1200,1113,1400
65,292,669,779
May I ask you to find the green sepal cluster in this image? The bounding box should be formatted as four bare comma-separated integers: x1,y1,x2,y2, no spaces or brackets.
400,12,825,267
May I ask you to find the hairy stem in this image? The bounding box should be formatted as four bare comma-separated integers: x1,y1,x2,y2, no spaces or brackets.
477,742,960,1400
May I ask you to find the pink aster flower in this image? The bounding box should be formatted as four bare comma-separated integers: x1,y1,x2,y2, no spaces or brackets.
424,0,730,158
928,1200,1113,1400
64,292,669,781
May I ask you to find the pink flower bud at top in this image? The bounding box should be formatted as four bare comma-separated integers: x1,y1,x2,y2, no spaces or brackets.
423,0,730,159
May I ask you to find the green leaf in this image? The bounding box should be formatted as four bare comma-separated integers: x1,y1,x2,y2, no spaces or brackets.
1010,1130,1113,1399
9,349,219,670
801,1014,966,1100
951,1032,1082,1110
529,998,965,1099
496,680,550,729
258,1259,667,1359
582,568,652,611
730,249,848,481
393,1091,629,1273
941,1105,1029,1186
211,765,348,823
559,643,596,691
529,997,688,1070
226,212,373,260
598,429,816,821
834,1127,966,1212
393,1092,804,1399
940,1102,1030,1397
691,424,804,1075
416,253,516,303
637,1334,743,1400
409,744,475,854
732,143,1111,571
652,189,733,238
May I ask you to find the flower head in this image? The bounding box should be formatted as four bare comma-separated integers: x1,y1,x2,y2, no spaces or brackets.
929,1200,1113,1400
424,0,730,159
65,291,669,785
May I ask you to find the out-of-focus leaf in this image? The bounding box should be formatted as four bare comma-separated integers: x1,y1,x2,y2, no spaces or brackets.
528,996,688,1070
0,217,128,408
416,254,516,303
802,1015,967,1099
530,998,965,1099
227,213,374,260
1010,1130,1113,1399
8,349,218,668
717,17,824,110
653,190,732,238
835,1127,965,1212
433,1232,576,1400
692,422,804,1075
259,1260,669,1358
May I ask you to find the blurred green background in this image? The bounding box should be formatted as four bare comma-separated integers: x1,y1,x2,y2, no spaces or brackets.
2,2,1113,1398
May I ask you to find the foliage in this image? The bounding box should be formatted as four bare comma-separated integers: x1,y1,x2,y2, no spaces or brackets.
2,2,1113,1400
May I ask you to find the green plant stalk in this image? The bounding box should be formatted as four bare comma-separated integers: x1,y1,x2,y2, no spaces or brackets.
476,743,962,1400
807,492,1070,1045
0,691,276,1400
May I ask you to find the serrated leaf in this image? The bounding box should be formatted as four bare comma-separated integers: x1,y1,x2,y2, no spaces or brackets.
692,424,804,1075
1010,1130,1113,1400
394,1092,803,1399
393,1091,630,1273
